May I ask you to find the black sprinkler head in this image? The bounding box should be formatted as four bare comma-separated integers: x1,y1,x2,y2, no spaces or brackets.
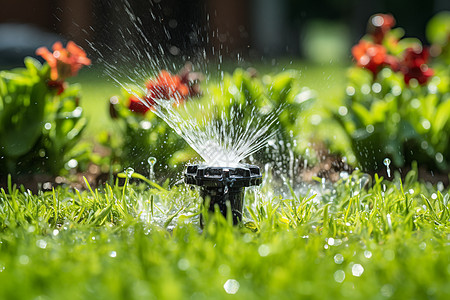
184,164,262,225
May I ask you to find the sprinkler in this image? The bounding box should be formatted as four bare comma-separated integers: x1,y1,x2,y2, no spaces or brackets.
184,164,262,225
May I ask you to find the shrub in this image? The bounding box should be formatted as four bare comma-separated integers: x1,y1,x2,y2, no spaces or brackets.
335,13,450,173
0,42,90,178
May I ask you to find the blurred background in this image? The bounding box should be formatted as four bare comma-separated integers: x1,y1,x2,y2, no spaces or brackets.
1,0,449,67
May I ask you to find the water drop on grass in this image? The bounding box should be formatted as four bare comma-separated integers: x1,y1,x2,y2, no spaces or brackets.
36,239,47,249
334,254,344,264
125,167,134,179
19,255,29,265
363,250,372,259
351,264,364,277
380,284,394,297
419,242,426,250
177,258,190,270
258,244,270,257
223,279,240,294
334,270,345,283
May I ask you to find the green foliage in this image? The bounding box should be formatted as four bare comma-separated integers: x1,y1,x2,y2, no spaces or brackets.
0,171,449,299
0,58,88,177
426,11,450,64
102,92,196,178
208,68,316,163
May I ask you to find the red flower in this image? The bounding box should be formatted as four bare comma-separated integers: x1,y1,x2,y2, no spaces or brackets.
400,47,434,85
128,96,150,115
367,13,396,44
36,41,91,90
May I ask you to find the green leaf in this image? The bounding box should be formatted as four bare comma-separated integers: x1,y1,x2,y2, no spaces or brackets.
426,11,450,45
24,57,42,76
268,71,296,103
0,78,47,157
434,100,450,132
352,102,373,126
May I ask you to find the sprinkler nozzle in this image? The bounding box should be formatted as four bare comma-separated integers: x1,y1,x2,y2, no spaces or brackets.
184,164,262,225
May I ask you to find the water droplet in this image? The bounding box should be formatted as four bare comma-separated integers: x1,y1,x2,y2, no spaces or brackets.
352,264,364,277
67,159,78,169
178,258,190,270
421,119,431,130
258,244,270,257
334,254,344,264
334,270,345,283
109,251,117,258
363,250,372,259
19,255,30,265
366,124,374,133
346,86,355,96
361,84,371,94
435,152,443,163
140,120,151,130
340,171,349,180
383,158,391,178
223,279,240,294
148,157,157,181
338,106,348,116
380,284,394,298
125,167,134,179
36,239,47,249
372,82,382,93
419,242,426,250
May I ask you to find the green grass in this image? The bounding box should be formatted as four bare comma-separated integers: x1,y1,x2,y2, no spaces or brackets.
1,170,449,299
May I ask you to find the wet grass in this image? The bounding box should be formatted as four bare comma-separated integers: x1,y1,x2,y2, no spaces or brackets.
1,171,449,299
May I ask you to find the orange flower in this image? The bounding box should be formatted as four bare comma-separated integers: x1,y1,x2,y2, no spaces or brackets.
36,41,91,81
129,68,201,115
352,40,387,74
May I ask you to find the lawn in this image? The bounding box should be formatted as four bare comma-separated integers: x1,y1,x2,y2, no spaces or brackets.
0,171,449,299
